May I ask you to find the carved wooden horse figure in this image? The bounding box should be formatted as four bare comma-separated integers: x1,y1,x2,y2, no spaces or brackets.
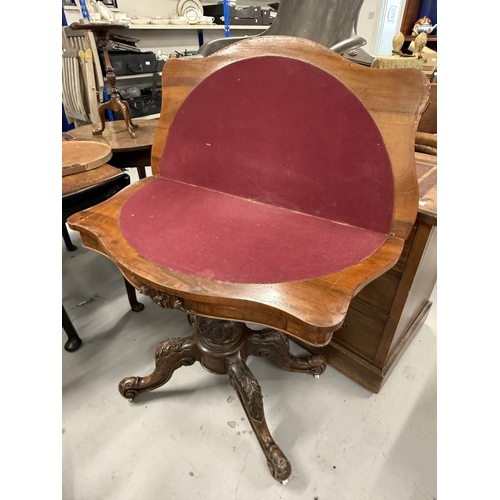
68,36,429,482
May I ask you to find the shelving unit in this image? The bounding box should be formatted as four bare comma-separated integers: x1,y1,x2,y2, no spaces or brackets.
126,24,265,31
399,0,437,49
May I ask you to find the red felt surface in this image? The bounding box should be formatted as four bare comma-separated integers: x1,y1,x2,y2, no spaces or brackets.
160,56,394,234
119,178,388,284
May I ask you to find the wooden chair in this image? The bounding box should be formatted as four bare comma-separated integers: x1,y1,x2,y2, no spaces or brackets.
198,0,367,57
62,25,103,126
68,36,429,482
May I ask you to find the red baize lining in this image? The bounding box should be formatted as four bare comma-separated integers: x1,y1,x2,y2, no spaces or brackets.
119,56,394,284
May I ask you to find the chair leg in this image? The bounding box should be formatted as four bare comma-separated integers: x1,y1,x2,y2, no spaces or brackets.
63,305,82,352
62,222,77,251
116,307,325,482
124,278,145,312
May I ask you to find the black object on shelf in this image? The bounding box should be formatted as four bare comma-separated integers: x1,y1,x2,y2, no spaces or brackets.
100,49,159,76
112,90,162,119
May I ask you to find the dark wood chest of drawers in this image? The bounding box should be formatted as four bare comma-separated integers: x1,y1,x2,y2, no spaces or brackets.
300,153,437,393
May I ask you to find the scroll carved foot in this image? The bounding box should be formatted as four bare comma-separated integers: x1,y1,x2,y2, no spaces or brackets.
248,329,327,377
92,104,107,135
226,357,291,483
119,335,199,400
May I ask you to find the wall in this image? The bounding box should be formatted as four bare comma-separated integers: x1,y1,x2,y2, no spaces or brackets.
358,0,387,54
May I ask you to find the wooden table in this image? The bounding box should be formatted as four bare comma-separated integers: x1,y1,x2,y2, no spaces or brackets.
300,152,437,393
63,119,158,179
62,162,145,352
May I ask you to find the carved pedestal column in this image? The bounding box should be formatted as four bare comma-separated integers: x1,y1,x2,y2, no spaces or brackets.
118,284,327,483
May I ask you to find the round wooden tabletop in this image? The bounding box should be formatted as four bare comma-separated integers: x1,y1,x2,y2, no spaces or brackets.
64,119,159,153
62,140,112,177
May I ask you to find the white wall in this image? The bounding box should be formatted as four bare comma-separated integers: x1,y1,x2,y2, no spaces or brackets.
358,0,386,55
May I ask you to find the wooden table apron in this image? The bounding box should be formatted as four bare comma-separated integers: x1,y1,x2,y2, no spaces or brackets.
298,152,437,393
63,119,159,179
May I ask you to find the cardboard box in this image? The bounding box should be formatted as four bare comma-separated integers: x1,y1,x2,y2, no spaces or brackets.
421,48,437,76
408,43,437,76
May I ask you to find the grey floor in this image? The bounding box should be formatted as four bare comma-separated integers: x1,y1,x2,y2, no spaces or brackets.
62,168,437,500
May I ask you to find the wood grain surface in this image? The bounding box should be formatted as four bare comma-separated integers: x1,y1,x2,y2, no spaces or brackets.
65,119,158,153
62,140,112,176
68,36,430,348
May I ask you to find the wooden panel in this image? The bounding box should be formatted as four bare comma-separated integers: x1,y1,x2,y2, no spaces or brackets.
373,221,435,367
388,225,436,356
392,225,416,273
352,269,401,316
332,300,387,361
400,0,423,37
417,83,437,134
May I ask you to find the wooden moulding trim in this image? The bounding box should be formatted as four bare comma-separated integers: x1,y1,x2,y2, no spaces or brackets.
67,178,405,347
151,36,430,242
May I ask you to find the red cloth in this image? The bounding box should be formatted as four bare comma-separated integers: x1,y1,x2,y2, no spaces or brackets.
120,178,388,284
160,56,394,233
120,56,394,284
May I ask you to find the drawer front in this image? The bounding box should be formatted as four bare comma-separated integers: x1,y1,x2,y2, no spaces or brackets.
332,301,387,362
352,269,401,316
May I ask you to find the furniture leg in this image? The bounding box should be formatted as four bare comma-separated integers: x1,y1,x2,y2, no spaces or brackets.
119,334,200,400
62,222,77,251
247,329,327,377
124,278,145,312
93,103,108,135
121,99,139,130
226,355,292,483
63,304,82,352
136,166,147,179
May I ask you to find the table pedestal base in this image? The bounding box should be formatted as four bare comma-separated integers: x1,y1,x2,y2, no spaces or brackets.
93,93,139,139
118,293,326,483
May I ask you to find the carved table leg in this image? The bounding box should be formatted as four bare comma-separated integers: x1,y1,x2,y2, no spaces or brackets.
226,355,292,483
247,329,327,377
119,334,200,400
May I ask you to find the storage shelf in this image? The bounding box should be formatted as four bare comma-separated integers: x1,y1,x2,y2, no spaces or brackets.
404,35,437,42
126,24,266,30
114,72,162,81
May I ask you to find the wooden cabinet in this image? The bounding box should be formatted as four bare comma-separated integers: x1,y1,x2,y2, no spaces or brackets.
299,153,437,393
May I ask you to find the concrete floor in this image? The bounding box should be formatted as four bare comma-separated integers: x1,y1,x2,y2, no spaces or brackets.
62,168,437,500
